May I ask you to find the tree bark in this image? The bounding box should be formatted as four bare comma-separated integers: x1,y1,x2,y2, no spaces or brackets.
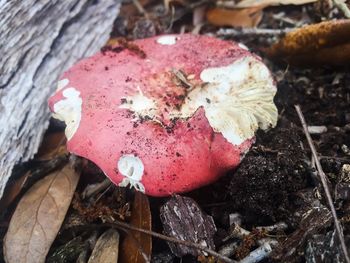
0,0,121,197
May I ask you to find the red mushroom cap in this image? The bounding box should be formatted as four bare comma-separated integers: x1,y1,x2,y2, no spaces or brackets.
48,34,277,196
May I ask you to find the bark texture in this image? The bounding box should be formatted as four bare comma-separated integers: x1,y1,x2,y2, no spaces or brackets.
0,0,121,197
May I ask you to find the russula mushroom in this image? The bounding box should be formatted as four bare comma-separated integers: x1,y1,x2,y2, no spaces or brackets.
48,34,278,196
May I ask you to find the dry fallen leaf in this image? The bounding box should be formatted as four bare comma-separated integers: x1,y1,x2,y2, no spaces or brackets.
36,131,67,160
88,229,120,263
206,7,263,28
266,19,350,66
235,0,317,8
119,192,152,263
0,156,68,212
3,162,80,263
0,171,31,211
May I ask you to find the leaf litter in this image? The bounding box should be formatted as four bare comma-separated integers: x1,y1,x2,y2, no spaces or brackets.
119,192,152,263
3,159,80,263
266,19,350,66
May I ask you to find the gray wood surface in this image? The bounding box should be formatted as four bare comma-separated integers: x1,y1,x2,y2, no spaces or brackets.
0,0,121,197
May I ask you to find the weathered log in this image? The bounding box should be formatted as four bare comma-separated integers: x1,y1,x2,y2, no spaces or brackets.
0,0,121,197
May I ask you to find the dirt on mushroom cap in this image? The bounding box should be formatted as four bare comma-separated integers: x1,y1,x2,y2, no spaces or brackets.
48,34,277,196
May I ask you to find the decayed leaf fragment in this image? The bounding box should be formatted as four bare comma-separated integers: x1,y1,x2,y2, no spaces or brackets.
160,195,217,257
235,0,317,8
3,163,80,263
266,19,350,66
206,7,263,28
119,192,152,263
88,229,120,263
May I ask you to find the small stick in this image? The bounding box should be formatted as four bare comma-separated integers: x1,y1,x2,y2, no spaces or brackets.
332,0,350,18
239,241,277,263
95,221,237,263
295,105,350,263
82,178,112,199
132,0,149,18
256,222,288,232
217,28,293,37
320,156,350,162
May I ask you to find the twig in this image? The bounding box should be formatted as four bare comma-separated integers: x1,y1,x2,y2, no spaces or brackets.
171,68,193,89
82,178,112,199
256,222,288,232
93,183,113,204
333,0,350,18
93,221,237,263
132,0,149,18
320,155,350,162
217,28,293,37
295,105,350,263
239,241,277,263
165,5,176,33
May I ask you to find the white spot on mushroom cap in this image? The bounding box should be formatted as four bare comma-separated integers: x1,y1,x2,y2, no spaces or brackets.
238,43,249,50
157,35,178,45
119,90,158,119
56,78,69,91
118,154,145,193
52,87,82,141
173,56,278,145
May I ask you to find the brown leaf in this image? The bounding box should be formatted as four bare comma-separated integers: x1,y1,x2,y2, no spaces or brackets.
206,7,263,28
119,192,152,263
0,156,68,212
36,131,67,161
266,19,350,66
235,0,316,8
88,229,120,263
3,163,80,263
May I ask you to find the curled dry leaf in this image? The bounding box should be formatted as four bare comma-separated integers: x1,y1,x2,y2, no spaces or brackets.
88,229,120,263
3,163,80,263
119,192,152,263
206,7,263,28
266,19,350,66
0,155,68,212
235,0,317,8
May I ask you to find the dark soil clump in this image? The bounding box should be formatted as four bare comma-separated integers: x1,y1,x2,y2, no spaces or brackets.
228,127,309,225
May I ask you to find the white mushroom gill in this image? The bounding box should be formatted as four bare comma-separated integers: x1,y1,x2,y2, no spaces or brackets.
118,56,277,146
117,154,145,193
156,35,178,45
52,87,82,141
172,56,278,145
